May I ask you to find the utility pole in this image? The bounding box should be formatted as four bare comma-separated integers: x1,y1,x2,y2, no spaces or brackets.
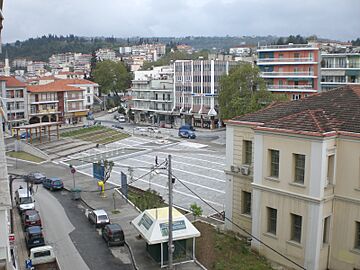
168,155,173,269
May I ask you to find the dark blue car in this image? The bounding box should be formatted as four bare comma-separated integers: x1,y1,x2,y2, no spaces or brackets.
20,132,31,139
178,129,196,139
42,177,64,191
25,226,45,249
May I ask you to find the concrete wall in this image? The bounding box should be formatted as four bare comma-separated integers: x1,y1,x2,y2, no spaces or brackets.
15,140,49,161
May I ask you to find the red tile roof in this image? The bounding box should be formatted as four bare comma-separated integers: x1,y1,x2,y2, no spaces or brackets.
61,79,98,85
28,80,83,93
0,76,27,88
229,85,360,136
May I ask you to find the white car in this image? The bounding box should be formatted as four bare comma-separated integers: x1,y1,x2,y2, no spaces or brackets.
118,115,126,123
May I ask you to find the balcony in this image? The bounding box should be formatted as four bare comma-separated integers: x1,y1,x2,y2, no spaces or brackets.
266,84,317,92
257,57,316,65
261,71,316,78
30,99,59,105
258,44,317,52
29,109,60,115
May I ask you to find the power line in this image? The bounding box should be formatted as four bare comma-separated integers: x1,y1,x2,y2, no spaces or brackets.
171,173,306,270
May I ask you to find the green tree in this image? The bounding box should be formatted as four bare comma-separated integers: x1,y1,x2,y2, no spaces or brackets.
100,159,114,184
190,203,203,220
219,63,286,120
93,60,132,97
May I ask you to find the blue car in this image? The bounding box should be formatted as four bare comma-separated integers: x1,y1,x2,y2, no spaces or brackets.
178,129,196,139
20,132,31,139
42,177,64,191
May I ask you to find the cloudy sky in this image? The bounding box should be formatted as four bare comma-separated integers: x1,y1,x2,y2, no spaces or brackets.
3,0,360,43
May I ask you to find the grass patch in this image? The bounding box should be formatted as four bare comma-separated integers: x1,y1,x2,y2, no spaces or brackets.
127,187,167,211
61,125,106,137
7,151,45,163
195,222,271,270
61,126,129,144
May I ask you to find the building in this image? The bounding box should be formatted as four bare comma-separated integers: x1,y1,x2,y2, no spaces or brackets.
229,46,253,57
321,53,360,91
257,44,320,100
61,79,99,109
27,80,88,124
173,59,238,129
27,61,46,76
96,48,116,61
119,46,132,55
0,76,28,132
225,85,360,270
131,66,174,125
54,71,84,80
0,1,13,269
12,58,27,69
176,44,193,54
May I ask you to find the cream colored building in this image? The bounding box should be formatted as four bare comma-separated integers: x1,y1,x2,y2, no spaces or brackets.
225,85,360,270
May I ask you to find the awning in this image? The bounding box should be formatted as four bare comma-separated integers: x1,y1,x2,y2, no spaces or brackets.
74,111,88,116
131,207,201,245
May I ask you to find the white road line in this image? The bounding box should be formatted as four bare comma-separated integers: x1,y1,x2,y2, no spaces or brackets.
121,158,225,183
163,152,225,166
192,152,226,160
142,154,224,173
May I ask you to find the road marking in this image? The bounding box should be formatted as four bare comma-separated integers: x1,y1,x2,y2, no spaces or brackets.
161,152,225,166
121,158,226,183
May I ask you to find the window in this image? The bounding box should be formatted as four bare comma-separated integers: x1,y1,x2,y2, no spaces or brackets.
267,207,277,235
269,150,279,178
242,191,251,215
87,87,90,93
291,214,302,243
87,96,91,103
327,155,335,185
294,154,305,184
323,216,330,244
243,140,252,164
356,222,360,250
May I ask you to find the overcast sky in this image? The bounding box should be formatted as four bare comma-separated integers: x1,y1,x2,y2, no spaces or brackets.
3,0,360,43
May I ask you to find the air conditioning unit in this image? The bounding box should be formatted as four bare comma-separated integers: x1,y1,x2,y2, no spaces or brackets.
230,165,240,173
240,165,250,176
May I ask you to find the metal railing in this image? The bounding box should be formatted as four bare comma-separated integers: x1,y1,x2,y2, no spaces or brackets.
258,44,315,50
261,71,315,77
258,57,315,63
267,84,314,90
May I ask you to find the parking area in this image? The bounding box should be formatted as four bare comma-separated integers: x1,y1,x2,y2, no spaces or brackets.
59,135,226,216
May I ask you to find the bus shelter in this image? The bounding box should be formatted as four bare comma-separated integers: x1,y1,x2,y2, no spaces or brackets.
131,207,200,268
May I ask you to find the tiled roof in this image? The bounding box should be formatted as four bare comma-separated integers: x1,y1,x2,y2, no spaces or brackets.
0,76,27,88
60,79,98,85
28,80,83,93
229,85,360,135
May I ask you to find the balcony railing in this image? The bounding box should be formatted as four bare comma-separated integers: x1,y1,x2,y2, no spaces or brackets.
321,64,360,69
261,71,315,77
258,44,315,50
30,99,59,104
267,84,314,90
30,109,59,115
258,57,315,63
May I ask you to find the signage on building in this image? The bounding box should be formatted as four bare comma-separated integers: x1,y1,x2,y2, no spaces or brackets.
9,234,15,247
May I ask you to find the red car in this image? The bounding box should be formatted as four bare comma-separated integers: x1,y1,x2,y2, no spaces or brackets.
22,209,42,230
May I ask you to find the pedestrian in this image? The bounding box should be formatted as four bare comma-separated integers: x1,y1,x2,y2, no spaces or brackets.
155,156,158,166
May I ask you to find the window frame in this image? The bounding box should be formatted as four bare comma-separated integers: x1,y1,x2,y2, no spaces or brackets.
323,216,330,244
294,154,305,184
291,213,302,243
267,207,277,235
269,149,280,178
243,140,252,165
355,221,360,250
242,191,251,215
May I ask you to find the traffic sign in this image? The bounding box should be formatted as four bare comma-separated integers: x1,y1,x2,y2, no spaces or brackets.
25,259,32,269
71,167,76,174
9,234,15,247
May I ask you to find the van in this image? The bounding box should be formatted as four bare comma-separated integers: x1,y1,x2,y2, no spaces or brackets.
15,188,35,212
179,124,195,131
88,209,110,228
30,245,56,266
102,223,125,246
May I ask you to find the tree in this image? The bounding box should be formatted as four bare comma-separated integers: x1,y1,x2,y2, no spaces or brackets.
93,60,132,97
88,51,97,81
101,159,114,184
218,63,286,120
190,203,203,220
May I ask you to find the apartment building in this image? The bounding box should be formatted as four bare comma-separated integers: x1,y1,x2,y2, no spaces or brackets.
27,61,47,76
173,59,238,129
321,53,360,91
27,80,88,124
257,44,320,100
225,85,360,270
96,48,116,61
131,66,173,125
62,79,99,109
0,76,28,131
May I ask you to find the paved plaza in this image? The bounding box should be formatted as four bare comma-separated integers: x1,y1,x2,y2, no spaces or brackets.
58,135,226,216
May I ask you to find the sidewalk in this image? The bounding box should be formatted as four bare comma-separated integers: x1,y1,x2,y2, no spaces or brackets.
9,161,204,270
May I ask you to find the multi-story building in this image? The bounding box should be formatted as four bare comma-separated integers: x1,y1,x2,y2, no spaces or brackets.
119,46,132,55
27,61,47,76
0,76,28,131
131,66,173,125
229,46,253,57
321,53,360,91
225,85,360,270
257,44,320,100
27,80,88,124
173,59,238,129
12,58,27,69
96,48,116,61
62,79,99,109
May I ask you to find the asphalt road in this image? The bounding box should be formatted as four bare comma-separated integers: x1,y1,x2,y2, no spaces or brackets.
48,189,133,270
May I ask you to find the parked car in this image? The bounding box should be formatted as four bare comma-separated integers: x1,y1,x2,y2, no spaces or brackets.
25,226,45,250
179,124,195,131
26,172,46,184
118,115,126,123
113,114,119,120
178,129,196,139
20,132,31,139
147,127,161,133
15,188,35,212
112,124,124,130
88,209,110,228
42,177,63,191
22,209,42,230
102,223,125,246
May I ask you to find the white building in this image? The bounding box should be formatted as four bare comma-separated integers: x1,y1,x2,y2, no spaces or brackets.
119,46,132,55
63,79,99,109
131,66,174,125
96,48,116,61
